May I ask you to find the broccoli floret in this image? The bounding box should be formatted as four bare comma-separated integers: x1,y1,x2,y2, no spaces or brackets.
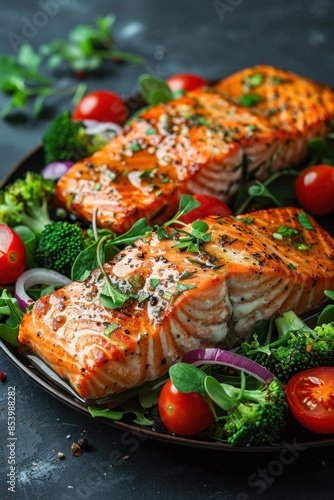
43,111,111,164
0,172,55,234
218,378,288,446
34,221,94,277
243,311,334,384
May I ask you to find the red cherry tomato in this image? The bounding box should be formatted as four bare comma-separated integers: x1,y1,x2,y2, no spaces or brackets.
0,225,26,285
294,165,334,215
286,367,334,434
72,90,128,124
179,194,232,224
158,379,214,436
166,73,209,93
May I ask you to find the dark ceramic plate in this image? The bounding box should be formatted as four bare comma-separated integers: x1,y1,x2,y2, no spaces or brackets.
1,144,334,453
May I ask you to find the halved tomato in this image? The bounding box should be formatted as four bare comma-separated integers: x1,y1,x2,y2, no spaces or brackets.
286,367,334,434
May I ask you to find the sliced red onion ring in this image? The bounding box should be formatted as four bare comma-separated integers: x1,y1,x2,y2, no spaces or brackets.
83,120,122,136
41,161,73,180
15,268,71,311
182,348,275,384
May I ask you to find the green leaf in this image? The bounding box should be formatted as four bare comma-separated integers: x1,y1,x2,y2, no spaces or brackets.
308,138,334,163
204,375,235,411
0,55,50,88
88,407,153,426
139,386,161,408
317,304,334,325
17,43,42,70
239,94,263,107
191,220,209,233
248,181,281,206
110,218,152,247
104,323,120,337
71,241,101,281
243,73,264,87
150,278,160,289
138,74,173,106
297,212,314,230
169,362,206,396
176,283,196,292
100,283,133,309
96,13,116,40
324,290,334,301
0,290,24,346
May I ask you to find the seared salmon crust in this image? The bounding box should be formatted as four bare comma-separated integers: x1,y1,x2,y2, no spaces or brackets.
18,207,334,399
55,65,334,234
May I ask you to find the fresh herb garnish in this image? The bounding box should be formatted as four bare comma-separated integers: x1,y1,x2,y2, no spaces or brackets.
176,283,196,292
238,94,263,107
150,279,161,289
307,137,334,165
104,323,120,337
88,406,153,426
234,170,298,215
0,43,85,118
239,217,254,224
297,212,314,230
0,290,24,346
138,74,173,106
243,73,264,88
179,270,197,280
41,14,143,73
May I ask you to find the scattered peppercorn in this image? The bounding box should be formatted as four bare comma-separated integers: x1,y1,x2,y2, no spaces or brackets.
77,437,89,451
57,452,65,459
71,442,83,457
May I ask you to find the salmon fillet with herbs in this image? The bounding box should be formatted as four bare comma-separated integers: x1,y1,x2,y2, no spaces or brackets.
55,64,334,234
215,64,334,152
18,207,334,399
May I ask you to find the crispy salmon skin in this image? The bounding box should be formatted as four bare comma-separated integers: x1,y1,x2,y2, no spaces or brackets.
18,207,334,399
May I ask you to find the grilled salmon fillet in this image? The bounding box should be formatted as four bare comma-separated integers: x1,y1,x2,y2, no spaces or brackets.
215,64,334,136
55,66,334,234
18,207,334,399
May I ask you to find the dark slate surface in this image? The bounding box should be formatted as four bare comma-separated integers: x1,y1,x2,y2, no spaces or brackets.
0,1,333,499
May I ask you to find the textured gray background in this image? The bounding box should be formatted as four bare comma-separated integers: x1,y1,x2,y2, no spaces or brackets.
0,1,333,499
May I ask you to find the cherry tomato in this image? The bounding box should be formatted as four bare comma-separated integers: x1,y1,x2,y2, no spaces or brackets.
166,73,209,93
179,194,232,224
0,225,26,285
158,379,214,436
294,165,334,215
72,90,128,124
286,367,334,434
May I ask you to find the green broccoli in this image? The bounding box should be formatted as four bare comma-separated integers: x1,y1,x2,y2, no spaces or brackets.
43,111,113,164
0,172,55,234
34,221,94,277
210,377,288,446
242,311,334,384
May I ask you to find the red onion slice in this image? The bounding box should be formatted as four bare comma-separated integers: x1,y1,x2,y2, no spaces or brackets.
41,161,73,180
15,268,71,311
182,348,275,384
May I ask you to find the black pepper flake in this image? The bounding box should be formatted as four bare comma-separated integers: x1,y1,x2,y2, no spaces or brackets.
161,358,166,365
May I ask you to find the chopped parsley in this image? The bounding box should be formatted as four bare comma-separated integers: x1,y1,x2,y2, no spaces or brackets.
243,73,264,88
239,94,263,107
